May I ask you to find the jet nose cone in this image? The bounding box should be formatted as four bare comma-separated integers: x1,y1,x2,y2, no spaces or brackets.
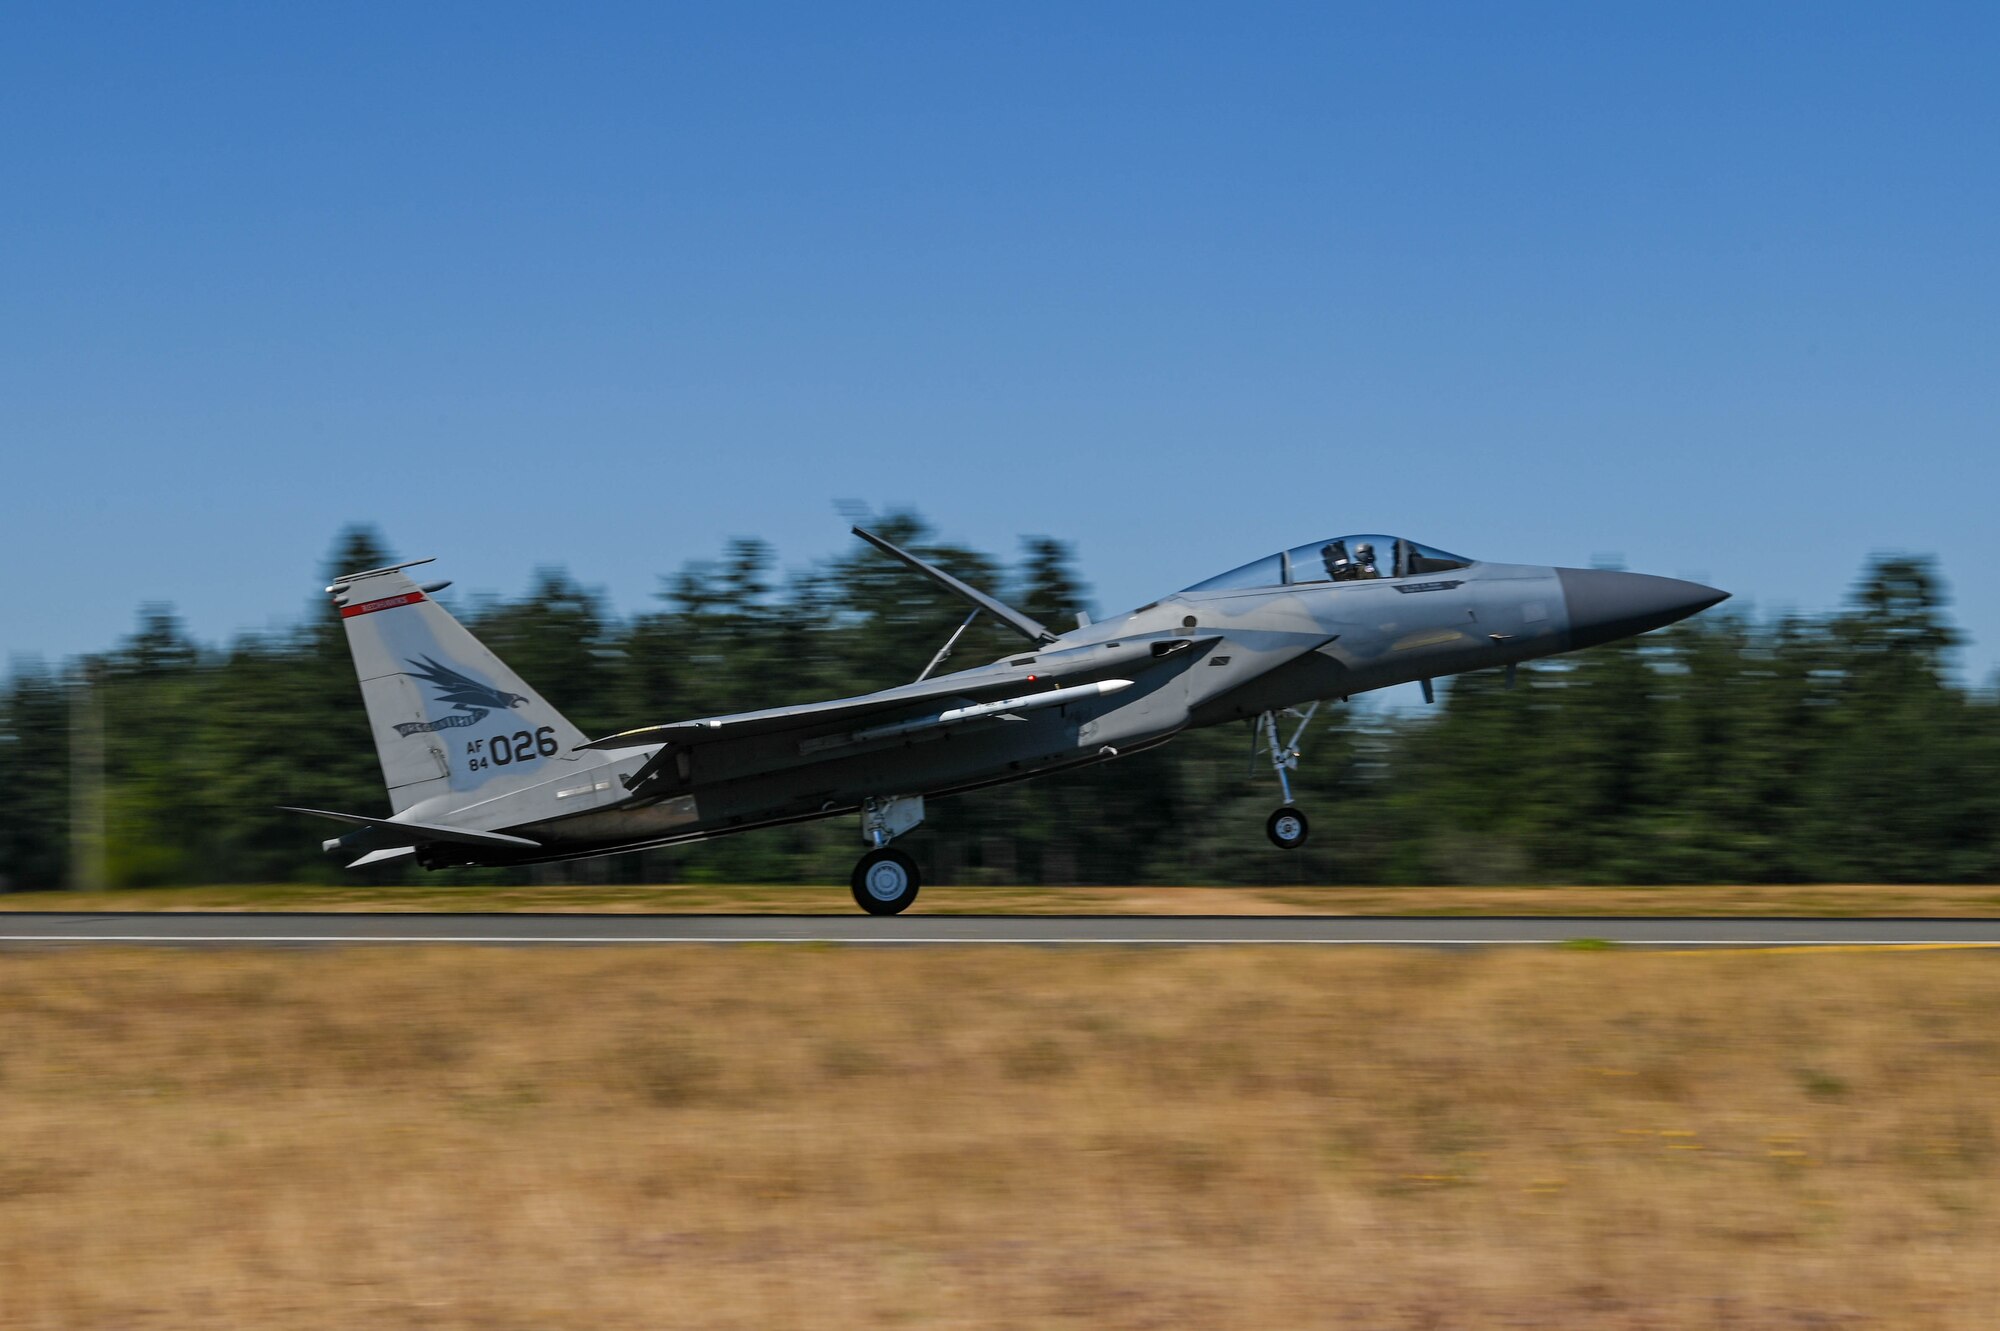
1557,568,1730,652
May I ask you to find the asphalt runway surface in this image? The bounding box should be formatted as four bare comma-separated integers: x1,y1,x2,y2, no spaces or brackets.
4,913,2000,948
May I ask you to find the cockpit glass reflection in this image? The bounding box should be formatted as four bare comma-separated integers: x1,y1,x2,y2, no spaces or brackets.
1182,537,1473,593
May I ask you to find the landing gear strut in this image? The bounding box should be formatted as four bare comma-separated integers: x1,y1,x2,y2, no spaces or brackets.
1255,703,1320,850
851,795,926,914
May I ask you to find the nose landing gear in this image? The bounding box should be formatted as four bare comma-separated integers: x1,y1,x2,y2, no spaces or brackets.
1266,806,1309,850
1255,703,1320,850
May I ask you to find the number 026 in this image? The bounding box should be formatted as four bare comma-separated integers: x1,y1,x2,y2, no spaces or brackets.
477,725,558,769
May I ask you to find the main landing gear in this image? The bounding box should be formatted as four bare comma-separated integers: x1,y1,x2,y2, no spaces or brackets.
851,795,926,914
853,847,920,914
1255,703,1321,850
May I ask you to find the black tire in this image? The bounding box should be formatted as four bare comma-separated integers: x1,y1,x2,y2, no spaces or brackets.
851,847,921,915
1266,806,1309,850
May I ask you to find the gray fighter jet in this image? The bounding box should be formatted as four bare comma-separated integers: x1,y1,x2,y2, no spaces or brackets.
290,528,1727,912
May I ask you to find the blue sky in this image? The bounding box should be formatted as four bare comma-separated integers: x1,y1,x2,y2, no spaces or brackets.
4,4,1995,680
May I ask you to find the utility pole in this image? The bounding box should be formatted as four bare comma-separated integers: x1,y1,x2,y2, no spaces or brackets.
68,660,106,892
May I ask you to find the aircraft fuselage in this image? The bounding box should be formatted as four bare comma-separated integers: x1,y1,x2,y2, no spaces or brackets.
453,561,1719,865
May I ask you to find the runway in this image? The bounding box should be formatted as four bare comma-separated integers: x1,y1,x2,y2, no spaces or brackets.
4,913,2000,947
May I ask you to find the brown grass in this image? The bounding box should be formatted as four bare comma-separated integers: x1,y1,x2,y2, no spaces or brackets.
10,880,2000,915
3,947,1998,1328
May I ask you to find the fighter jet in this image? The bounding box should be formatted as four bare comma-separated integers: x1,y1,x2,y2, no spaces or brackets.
289,528,1727,913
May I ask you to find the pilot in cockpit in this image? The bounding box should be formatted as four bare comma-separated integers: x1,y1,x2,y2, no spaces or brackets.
1323,538,1384,582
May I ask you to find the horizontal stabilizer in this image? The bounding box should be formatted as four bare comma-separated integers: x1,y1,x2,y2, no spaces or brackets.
347,846,420,869
278,806,541,850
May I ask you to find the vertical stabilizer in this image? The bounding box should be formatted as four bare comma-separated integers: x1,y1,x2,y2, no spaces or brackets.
329,562,592,816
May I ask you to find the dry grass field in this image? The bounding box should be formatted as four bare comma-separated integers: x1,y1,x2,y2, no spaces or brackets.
3,946,1998,1329
9,880,2000,915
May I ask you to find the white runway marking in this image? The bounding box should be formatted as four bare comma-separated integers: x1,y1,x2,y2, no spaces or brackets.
11,934,2000,946
5,915,2000,950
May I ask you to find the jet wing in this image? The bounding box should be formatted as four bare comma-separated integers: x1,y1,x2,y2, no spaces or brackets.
579,633,1220,753
577,673,1035,752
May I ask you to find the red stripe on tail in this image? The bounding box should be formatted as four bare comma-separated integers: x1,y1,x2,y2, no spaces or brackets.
340,592,426,619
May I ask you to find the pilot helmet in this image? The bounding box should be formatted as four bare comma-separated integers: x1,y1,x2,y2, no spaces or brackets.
1355,542,1376,564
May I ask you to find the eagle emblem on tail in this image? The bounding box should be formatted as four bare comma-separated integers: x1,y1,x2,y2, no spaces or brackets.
391,656,530,736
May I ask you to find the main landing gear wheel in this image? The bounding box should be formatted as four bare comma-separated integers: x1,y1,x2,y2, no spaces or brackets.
1266,806,1309,850
852,847,921,915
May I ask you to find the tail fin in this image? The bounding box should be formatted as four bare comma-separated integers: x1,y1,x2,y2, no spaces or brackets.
329,560,591,815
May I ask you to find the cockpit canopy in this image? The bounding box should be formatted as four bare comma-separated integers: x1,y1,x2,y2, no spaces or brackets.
1182,536,1474,594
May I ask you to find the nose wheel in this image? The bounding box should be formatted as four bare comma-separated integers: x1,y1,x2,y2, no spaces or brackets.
852,847,921,915
1266,806,1309,850
1254,704,1321,851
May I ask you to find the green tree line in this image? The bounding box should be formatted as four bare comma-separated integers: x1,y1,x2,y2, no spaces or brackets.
3,519,1995,889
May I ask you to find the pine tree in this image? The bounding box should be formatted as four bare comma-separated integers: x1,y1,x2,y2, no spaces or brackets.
0,662,72,891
